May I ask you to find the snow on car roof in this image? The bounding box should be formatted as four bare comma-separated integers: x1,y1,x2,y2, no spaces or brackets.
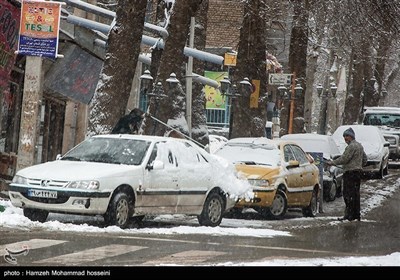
332,125,386,154
364,106,400,114
281,133,340,159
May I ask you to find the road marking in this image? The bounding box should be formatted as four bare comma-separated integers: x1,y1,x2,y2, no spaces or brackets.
234,244,366,256
120,235,220,245
142,250,226,265
0,239,67,256
33,244,146,265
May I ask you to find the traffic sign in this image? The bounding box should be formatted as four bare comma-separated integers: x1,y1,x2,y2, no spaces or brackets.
268,73,292,85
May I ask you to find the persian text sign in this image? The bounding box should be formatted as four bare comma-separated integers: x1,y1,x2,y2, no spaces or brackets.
268,73,292,85
17,0,62,59
224,53,237,66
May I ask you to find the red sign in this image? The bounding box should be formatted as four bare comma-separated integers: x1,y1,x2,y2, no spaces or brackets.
0,1,20,89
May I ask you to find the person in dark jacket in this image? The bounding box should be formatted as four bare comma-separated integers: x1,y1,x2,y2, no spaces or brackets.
327,127,368,221
111,108,146,134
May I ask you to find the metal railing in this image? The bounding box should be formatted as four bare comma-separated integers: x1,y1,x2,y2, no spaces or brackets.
140,91,231,128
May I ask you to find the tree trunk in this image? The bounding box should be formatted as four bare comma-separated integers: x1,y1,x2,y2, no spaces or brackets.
191,0,210,147
142,0,202,137
230,0,268,139
88,0,147,135
362,35,378,108
286,0,309,135
375,32,392,105
343,47,365,125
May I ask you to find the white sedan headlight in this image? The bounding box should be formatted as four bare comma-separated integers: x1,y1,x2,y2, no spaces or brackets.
248,179,269,187
66,180,100,190
12,175,28,185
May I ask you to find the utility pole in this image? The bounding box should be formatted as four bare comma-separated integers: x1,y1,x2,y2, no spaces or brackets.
16,56,43,171
186,17,195,137
288,73,296,134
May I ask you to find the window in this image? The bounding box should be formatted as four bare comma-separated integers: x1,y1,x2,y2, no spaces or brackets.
290,145,309,165
284,145,296,162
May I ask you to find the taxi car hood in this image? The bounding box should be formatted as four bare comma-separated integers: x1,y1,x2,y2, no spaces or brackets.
234,164,279,179
16,160,139,180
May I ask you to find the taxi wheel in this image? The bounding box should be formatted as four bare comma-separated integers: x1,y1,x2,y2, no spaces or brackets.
104,192,131,229
23,208,49,223
198,192,224,227
302,188,318,217
265,190,287,219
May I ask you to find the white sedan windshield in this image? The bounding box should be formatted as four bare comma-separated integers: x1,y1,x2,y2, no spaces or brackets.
61,137,151,165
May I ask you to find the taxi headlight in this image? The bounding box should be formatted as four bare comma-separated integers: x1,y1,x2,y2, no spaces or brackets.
66,180,100,190
248,179,269,187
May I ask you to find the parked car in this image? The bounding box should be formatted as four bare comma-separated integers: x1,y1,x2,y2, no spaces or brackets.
281,133,343,202
8,135,237,228
331,125,390,179
213,137,320,219
207,134,228,153
361,106,400,160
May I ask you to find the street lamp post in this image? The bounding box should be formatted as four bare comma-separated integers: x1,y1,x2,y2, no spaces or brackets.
277,81,303,134
219,76,253,139
140,70,172,135
317,82,337,135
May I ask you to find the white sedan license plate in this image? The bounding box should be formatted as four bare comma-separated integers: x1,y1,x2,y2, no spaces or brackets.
28,189,58,199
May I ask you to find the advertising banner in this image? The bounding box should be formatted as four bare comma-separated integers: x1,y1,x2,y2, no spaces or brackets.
17,0,62,59
205,71,227,109
249,79,260,108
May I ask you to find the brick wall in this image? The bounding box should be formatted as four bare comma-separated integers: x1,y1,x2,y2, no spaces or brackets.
206,0,244,50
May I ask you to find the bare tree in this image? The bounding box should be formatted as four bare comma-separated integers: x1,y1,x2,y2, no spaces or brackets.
326,0,400,124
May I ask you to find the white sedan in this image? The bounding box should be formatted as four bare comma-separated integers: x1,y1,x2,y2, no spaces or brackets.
8,135,239,228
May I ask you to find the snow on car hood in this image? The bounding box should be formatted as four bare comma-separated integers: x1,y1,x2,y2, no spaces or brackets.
16,160,139,181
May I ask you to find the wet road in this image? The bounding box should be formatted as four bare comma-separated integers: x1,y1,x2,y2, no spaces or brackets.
0,168,399,267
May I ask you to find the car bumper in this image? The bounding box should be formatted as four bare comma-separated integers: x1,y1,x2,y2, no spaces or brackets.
236,188,276,207
363,160,382,173
8,184,111,215
388,146,400,159
225,197,237,210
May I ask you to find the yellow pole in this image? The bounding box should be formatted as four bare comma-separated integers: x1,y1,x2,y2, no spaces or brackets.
288,73,296,134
